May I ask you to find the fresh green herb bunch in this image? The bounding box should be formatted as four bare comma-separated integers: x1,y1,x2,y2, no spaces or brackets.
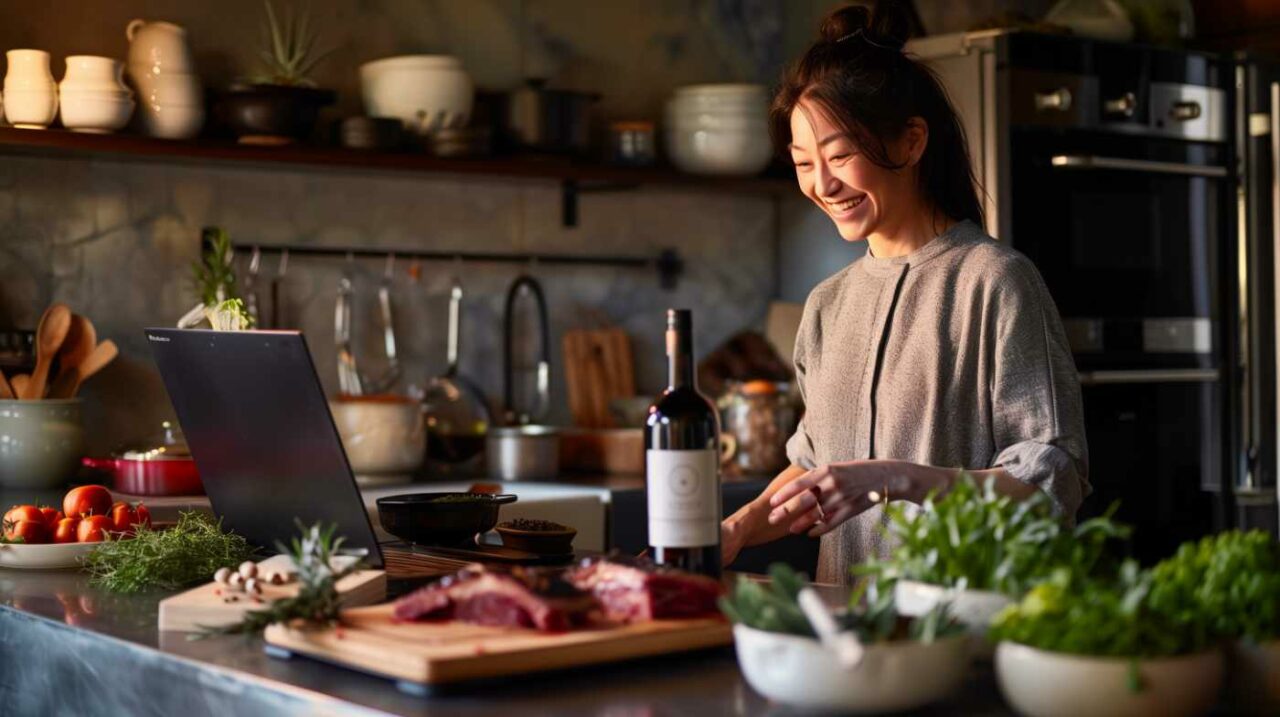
988,562,1203,658
199,521,361,637
253,0,331,87
858,475,1130,596
192,227,240,307
205,298,255,330
84,511,257,593
719,563,962,644
1147,530,1280,644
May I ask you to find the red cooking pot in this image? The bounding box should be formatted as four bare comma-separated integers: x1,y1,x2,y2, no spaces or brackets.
82,422,203,496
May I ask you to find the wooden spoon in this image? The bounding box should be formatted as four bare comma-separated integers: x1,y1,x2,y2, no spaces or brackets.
25,304,73,399
10,374,31,399
49,340,117,398
47,315,96,398
0,371,13,400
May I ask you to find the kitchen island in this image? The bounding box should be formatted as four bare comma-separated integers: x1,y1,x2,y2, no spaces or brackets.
0,565,1015,716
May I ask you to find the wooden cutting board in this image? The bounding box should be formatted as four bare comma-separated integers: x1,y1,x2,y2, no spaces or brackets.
563,328,635,428
159,555,387,632
263,603,732,686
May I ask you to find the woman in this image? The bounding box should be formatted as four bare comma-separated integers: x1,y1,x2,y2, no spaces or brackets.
721,3,1090,584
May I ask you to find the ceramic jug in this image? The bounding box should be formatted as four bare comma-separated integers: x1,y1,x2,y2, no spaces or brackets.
125,19,195,76
61,56,131,94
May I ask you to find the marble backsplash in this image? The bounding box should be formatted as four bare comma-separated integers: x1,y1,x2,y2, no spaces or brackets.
0,156,779,452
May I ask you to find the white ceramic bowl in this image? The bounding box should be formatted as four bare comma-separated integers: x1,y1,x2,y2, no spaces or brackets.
2,87,58,128
996,642,1223,717
674,83,768,98
0,541,99,570
894,580,1011,628
60,91,135,133
330,398,426,485
734,624,969,712
665,126,772,176
668,96,768,117
360,55,473,135
1227,639,1280,715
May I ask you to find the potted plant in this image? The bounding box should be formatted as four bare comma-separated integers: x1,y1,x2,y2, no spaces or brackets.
989,564,1223,717
1147,530,1280,714
721,564,969,713
218,0,335,145
858,475,1129,642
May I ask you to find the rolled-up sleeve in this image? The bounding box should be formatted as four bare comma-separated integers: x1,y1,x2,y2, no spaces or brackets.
988,258,1091,520
785,302,818,471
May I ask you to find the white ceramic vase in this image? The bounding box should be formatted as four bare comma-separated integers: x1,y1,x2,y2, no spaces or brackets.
125,19,195,75
4,50,58,129
125,19,203,139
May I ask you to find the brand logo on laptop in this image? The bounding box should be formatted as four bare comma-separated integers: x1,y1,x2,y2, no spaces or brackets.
146,334,171,342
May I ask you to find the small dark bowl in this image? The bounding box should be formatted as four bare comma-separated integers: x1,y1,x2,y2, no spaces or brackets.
217,84,336,145
377,492,517,547
495,521,577,555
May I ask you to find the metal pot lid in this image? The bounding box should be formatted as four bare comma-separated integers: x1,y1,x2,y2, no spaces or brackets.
118,420,193,461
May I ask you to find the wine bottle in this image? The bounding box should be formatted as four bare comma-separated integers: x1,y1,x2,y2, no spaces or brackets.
645,308,722,578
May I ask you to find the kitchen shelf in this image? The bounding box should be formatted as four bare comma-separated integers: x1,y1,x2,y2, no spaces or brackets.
0,127,792,225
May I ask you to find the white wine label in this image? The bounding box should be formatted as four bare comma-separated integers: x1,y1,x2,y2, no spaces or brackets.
647,449,721,547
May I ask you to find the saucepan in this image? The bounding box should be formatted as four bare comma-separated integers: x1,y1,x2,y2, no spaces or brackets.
81,422,202,495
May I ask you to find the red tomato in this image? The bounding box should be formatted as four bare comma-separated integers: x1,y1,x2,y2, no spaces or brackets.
63,485,113,518
76,515,113,543
134,504,151,530
4,505,42,526
53,517,80,544
6,519,49,544
39,507,63,527
109,502,137,536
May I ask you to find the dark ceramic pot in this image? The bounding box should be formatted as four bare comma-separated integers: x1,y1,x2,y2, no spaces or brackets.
376,492,517,547
218,84,335,145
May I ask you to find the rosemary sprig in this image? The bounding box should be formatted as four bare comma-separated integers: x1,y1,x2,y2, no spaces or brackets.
196,521,362,638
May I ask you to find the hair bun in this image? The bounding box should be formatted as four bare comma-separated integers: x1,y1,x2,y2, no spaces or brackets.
818,2,913,52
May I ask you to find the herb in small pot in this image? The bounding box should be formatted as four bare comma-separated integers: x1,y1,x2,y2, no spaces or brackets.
83,511,256,593
857,474,1130,596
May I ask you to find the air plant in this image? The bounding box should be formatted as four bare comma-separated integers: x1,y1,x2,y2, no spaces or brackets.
253,0,332,87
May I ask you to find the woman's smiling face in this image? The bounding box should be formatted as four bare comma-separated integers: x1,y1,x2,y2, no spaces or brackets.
789,100,924,243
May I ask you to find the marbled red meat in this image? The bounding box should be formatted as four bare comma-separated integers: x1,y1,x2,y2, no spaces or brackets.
393,565,595,632
567,557,724,623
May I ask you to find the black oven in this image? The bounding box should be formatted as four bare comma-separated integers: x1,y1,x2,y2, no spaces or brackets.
1000,36,1232,560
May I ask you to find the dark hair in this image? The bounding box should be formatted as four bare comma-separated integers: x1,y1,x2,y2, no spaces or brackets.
770,2,985,229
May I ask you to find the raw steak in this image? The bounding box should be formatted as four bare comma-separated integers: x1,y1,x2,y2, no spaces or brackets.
393,565,596,632
567,556,724,623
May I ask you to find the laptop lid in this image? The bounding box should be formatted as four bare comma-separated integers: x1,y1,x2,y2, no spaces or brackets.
145,328,384,568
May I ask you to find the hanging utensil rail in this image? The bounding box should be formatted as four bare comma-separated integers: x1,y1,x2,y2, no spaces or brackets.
220,241,684,289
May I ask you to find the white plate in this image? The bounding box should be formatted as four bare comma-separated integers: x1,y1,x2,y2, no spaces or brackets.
0,541,100,569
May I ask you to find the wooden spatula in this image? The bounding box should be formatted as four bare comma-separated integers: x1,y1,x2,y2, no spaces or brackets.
48,340,117,399
25,304,72,399
51,315,96,392
10,374,31,399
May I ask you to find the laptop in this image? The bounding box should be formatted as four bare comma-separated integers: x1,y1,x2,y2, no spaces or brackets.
146,328,411,572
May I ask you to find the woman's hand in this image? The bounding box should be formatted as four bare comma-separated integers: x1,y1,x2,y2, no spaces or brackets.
721,519,748,567
767,460,944,536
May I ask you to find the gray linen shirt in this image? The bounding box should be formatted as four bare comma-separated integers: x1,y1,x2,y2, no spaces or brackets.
785,220,1090,585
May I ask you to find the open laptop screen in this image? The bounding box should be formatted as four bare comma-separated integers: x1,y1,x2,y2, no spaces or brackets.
145,328,383,567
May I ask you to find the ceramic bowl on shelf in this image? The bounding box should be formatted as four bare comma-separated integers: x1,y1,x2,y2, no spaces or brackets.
995,642,1224,717
664,124,772,176
59,91,135,133
359,55,473,136
734,624,969,712
0,399,83,490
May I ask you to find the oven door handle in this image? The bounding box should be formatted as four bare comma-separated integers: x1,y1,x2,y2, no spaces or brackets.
1078,368,1221,386
1050,155,1229,178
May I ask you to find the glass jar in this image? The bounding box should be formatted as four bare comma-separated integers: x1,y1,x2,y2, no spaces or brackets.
718,379,799,475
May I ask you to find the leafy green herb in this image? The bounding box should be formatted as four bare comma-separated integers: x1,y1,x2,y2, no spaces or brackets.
197,521,361,638
1147,530,1280,644
719,563,962,644
83,511,257,593
857,474,1130,597
253,0,332,86
192,227,240,307
205,298,255,330
988,562,1202,659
